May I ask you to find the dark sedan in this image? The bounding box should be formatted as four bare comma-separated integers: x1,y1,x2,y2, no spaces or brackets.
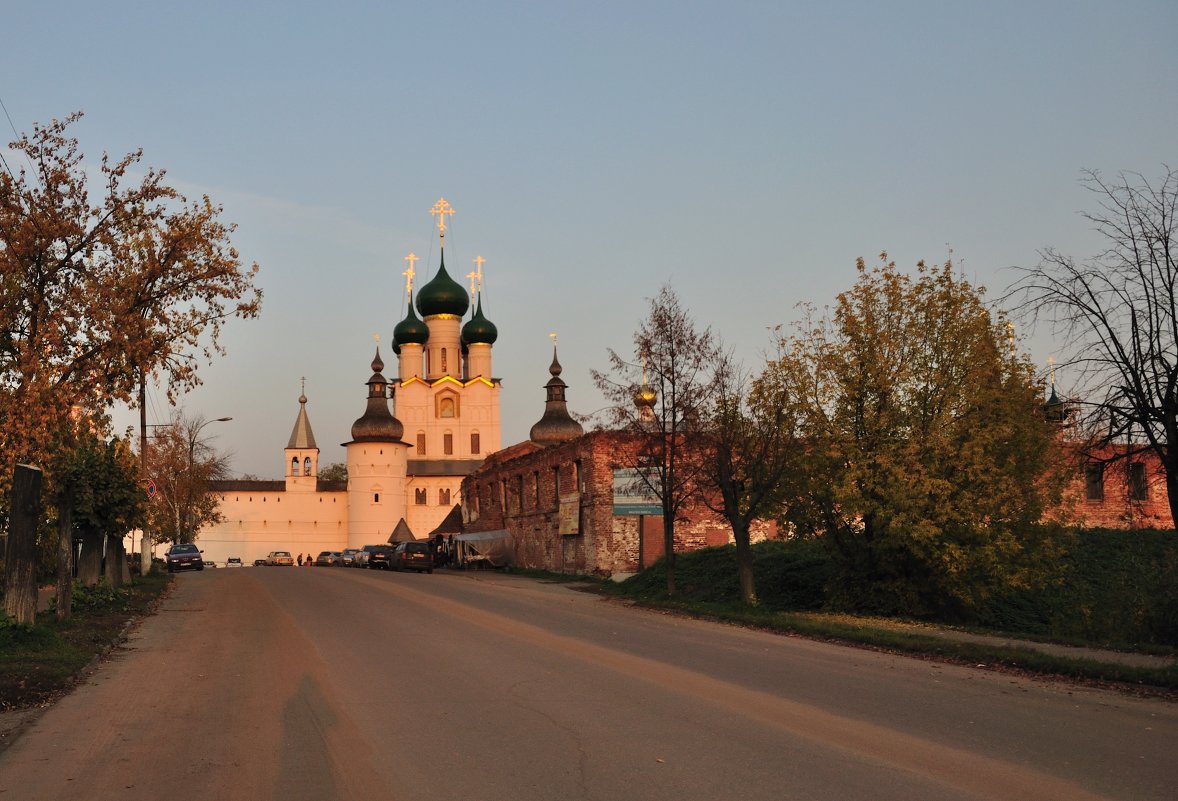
165,543,204,573
392,541,434,574
362,543,394,570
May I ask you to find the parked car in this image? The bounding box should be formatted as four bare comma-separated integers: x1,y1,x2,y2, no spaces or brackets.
165,543,204,573
314,551,342,566
392,541,434,573
253,558,267,566
203,560,217,568
339,548,361,567
266,550,295,566
226,557,243,568
361,543,394,570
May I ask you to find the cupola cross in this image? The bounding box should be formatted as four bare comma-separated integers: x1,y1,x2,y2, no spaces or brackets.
430,197,455,243
403,252,418,297
467,255,486,301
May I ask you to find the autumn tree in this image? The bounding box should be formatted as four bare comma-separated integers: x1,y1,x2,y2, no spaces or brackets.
695,353,807,606
771,256,1062,617
1007,168,1178,522
318,462,348,483
593,286,721,597
143,415,231,546
49,428,146,591
0,112,261,533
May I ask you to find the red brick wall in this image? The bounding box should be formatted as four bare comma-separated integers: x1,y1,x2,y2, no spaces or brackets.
1052,444,1174,529
462,431,777,577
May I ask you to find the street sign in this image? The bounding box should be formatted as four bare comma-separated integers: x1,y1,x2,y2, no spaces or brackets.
144,478,157,499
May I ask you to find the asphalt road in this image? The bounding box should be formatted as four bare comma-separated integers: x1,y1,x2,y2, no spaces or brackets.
0,567,1174,801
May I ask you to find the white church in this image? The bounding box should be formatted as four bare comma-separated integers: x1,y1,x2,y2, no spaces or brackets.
189,199,503,564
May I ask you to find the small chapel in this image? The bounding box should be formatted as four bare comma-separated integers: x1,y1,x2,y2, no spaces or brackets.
193,199,503,563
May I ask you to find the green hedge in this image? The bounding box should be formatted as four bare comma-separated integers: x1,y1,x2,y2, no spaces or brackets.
619,529,1178,648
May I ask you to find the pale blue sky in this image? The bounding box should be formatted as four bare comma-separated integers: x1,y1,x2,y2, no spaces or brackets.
4,1,1176,477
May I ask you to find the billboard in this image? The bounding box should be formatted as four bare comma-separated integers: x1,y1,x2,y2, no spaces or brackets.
612,468,662,516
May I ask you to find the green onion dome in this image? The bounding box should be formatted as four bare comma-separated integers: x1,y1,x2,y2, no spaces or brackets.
415,252,469,318
461,294,498,345
393,292,430,349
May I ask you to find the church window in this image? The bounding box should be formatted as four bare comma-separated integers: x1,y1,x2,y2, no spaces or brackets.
499,479,507,510
441,348,448,373
534,471,541,507
417,433,426,455
291,457,300,476
439,488,450,505
1085,463,1104,501
444,433,453,455
471,432,480,454
1129,463,1148,501
517,475,525,512
415,488,427,505
440,397,455,418
552,465,560,507
304,456,311,475
374,493,380,503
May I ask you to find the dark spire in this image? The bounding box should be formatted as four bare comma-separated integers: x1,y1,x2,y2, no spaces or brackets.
348,347,405,442
530,346,584,445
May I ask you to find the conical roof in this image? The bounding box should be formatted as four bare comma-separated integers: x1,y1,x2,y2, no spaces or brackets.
389,518,416,543
286,392,318,449
416,251,469,318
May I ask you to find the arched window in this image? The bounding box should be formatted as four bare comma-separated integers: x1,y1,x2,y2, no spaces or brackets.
374,493,380,503
303,456,312,476
440,397,455,418
441,348,448,373
415,488,427,505
291,457,300,476
439,488,450,505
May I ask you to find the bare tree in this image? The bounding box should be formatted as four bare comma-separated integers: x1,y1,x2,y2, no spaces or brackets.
1007,168,1178,522
144,415,232,546
592,286,721,597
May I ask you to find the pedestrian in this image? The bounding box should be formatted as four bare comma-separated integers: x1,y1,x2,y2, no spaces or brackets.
297,553,304,566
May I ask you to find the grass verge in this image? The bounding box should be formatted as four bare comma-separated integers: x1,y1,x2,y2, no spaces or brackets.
0,572,172,711
517,568,1178,694
611,595,1178,694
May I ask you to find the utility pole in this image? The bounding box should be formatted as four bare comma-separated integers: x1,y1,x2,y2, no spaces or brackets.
139,371,150,577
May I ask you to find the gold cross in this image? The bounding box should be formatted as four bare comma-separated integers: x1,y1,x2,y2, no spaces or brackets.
430,197,455,240
549,331,557,346
403,252,418,297
467,255,486,301
300,376,306,395
372,332,380,345
1047,355,1056,387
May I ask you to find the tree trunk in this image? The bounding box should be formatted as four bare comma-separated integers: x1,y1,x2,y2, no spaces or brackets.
663,513,676,598
139,534,152,577
1164,449,1178,529
4,464,43,625
732,520,758,606
107,535,128,588
76,527,104,587
56,500,73,621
